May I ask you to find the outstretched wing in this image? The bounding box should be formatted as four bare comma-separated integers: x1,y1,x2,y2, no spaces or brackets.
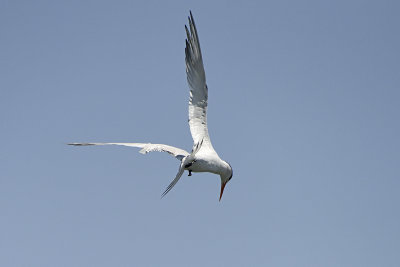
68,142,189,161
185,11,216,153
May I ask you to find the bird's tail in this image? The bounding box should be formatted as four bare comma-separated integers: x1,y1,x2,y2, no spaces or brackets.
160,139,203,198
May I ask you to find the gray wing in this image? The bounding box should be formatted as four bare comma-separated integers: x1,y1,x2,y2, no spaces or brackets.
185,12,216,153
68,142,189,160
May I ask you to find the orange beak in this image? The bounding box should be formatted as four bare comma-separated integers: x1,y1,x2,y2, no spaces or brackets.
219,181,227,201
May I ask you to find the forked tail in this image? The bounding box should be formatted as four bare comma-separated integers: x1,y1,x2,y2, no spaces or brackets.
161,139,203,198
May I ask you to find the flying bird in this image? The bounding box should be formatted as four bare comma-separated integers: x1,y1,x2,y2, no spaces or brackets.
69,12,233,200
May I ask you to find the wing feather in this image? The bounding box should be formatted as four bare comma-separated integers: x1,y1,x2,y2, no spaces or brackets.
185,12,215,153
68,142,189,160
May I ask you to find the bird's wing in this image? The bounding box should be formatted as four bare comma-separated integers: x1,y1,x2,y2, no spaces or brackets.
185,11,216,154
68,143,189,160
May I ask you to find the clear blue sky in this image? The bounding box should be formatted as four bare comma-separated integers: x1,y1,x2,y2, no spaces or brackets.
1,0,399,266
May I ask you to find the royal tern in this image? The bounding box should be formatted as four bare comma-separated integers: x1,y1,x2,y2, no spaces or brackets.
69,12,233,200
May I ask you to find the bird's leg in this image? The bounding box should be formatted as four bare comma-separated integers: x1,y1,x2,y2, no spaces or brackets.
185,162,192,176
184,160,196,176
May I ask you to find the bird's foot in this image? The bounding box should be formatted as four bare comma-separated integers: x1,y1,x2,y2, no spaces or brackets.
188,170,192,176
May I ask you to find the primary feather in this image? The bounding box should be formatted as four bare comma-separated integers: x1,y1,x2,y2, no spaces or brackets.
68,143,189,161
185,12,216,154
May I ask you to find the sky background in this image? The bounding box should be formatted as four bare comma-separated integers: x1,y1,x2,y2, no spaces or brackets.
1,0,399,266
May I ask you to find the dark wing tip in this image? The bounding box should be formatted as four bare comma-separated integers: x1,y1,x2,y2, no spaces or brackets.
68,143,94,146
189,10,194,21
185,24,191,40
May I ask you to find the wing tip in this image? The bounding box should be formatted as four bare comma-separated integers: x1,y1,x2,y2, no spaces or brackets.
68,143,95,146
189,10,194,24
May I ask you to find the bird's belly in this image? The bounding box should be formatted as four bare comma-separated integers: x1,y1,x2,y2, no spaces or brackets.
187,159,219,174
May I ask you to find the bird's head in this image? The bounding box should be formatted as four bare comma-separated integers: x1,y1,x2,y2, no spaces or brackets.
219,162,233,201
